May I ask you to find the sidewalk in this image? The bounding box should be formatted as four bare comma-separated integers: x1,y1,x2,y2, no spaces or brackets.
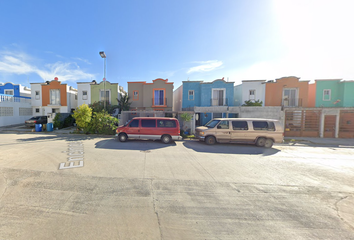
0,124,77,134
284,137,354,147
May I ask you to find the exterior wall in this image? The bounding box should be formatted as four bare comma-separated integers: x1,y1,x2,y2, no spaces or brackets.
234,84,242,106
30,84,44,116
77,83,92,106
308,82,316,107
91,81,119,105
67,86,78,111
265,76,310,107
315,80,342,107
0,100,32,126
173,84,183,111
128,82,144,109
182,81,202,109
241,80,266,106
342,81,354,107
42,80,67,107
0,82,31,98
128,79,174,110
200,79,234,107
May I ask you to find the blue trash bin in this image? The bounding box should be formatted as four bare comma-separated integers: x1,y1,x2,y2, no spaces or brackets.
35,124,42,132
47,123,53,132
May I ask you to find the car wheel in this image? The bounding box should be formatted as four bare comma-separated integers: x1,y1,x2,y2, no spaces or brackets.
161,134,171,144
118,133,128,142
264,138,274,148
205,136,216,145
256,137,266,147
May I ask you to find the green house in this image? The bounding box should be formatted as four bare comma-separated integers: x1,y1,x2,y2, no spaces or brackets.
315,79,354,107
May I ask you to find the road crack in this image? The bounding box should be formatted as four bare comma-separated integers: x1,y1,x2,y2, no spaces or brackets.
151,179,163,240
334,195,354,230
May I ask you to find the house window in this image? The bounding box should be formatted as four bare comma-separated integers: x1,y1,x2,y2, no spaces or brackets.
82,91,88,100
211,88,226,106
75,95,77,100
50,89,60,105
188,90,194,100
154,89,165,106
35,108,40,113
249,90,255,100
4,90,14,95
100,90,110,104
133,90,139,100
283,88,298,107
323,89,331,101
35,91,40,100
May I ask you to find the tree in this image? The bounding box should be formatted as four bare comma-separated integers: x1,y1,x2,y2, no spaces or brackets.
180,112,193,132
89,101,117,115
242,100,263,106
88,111,119,135
117,93,132,113
73,104,92,132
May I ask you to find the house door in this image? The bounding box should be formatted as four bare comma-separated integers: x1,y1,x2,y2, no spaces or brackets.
195,113,201,126
324,115,336,138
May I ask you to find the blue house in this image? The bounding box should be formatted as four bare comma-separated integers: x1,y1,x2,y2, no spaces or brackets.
173,79,235,125
0,82,31,101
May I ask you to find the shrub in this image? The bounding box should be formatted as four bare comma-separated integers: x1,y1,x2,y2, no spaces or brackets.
88,110,119,135
73,104,92,132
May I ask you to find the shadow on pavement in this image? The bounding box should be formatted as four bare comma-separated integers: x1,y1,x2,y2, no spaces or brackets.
183,140,280,156
95,138,176,151
15,135,96,143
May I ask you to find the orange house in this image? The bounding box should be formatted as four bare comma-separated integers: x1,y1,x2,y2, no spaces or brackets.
264,76,312,107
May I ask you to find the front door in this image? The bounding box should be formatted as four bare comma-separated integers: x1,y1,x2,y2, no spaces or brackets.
324,115,336,138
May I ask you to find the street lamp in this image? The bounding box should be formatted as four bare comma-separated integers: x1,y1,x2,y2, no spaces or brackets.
99,51,107,110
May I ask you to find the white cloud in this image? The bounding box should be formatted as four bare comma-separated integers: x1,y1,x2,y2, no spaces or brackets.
187,60,223,74
73,57,91,65
0,51,95,82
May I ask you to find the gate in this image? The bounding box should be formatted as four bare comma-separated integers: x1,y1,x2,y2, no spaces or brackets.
285,110,321,137
339,110,354,138
324,115,336,138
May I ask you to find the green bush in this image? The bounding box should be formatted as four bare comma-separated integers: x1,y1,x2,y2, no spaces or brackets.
53,113,61,129
88,110,119,135
73,104,92,132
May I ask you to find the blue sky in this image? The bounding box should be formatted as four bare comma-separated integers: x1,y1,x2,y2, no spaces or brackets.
1,0,354,91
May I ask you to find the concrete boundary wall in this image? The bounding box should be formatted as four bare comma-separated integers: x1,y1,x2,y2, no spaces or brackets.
0,101,32,127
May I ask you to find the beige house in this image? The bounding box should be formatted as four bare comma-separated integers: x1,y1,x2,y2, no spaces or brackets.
128,78,174,111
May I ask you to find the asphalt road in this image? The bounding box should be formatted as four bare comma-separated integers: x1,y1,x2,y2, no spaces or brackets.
0,133,353,240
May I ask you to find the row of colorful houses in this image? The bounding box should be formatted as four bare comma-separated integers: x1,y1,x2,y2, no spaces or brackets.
1,76,354,138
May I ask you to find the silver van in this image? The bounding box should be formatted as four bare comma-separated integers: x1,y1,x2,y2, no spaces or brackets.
195,118,284,148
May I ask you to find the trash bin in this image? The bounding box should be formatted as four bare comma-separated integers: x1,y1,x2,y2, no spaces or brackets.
47,123,53,132
35,124,42,132
42,124,47,131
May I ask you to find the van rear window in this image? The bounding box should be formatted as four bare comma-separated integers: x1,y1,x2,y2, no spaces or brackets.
252,121,275,131
141,119,156,128
157,120,176,128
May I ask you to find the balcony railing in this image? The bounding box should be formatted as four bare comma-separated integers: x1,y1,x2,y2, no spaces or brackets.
282,98,302,107
0,94,31,104
211,98,228,106
152,98,167,106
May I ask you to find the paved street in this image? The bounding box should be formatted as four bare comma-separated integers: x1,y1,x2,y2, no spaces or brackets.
0,132,354,239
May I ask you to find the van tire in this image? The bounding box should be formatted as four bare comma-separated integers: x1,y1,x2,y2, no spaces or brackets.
264,138,274,148
205,136,216,145
161,135,171,144
256,137,266,147
118,133,128,142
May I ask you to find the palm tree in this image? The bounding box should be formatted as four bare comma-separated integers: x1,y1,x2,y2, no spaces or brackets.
117,93,132,113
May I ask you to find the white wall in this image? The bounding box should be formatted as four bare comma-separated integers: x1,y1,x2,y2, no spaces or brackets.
77,83,91,106
241,81,266,106
173,85,183,111
30,84,42,107
0,101,32,126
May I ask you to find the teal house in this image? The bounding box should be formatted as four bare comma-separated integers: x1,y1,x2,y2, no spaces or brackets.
315,79,354,107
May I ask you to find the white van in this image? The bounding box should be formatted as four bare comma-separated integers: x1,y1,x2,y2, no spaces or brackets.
195,118,284,148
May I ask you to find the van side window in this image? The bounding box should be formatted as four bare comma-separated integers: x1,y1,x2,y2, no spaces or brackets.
129,119,139,127
267,122,275,131
141,119,156,128
157,120,176,128
253,121,273,131
232,121,248,130
217,120,229,129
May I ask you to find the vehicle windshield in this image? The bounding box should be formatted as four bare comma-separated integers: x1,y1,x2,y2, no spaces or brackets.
204,120,220,128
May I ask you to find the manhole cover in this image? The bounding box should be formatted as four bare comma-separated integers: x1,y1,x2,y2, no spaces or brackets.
140,150,151,153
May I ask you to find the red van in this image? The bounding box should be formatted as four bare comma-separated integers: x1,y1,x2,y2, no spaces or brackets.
116,117,181,144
